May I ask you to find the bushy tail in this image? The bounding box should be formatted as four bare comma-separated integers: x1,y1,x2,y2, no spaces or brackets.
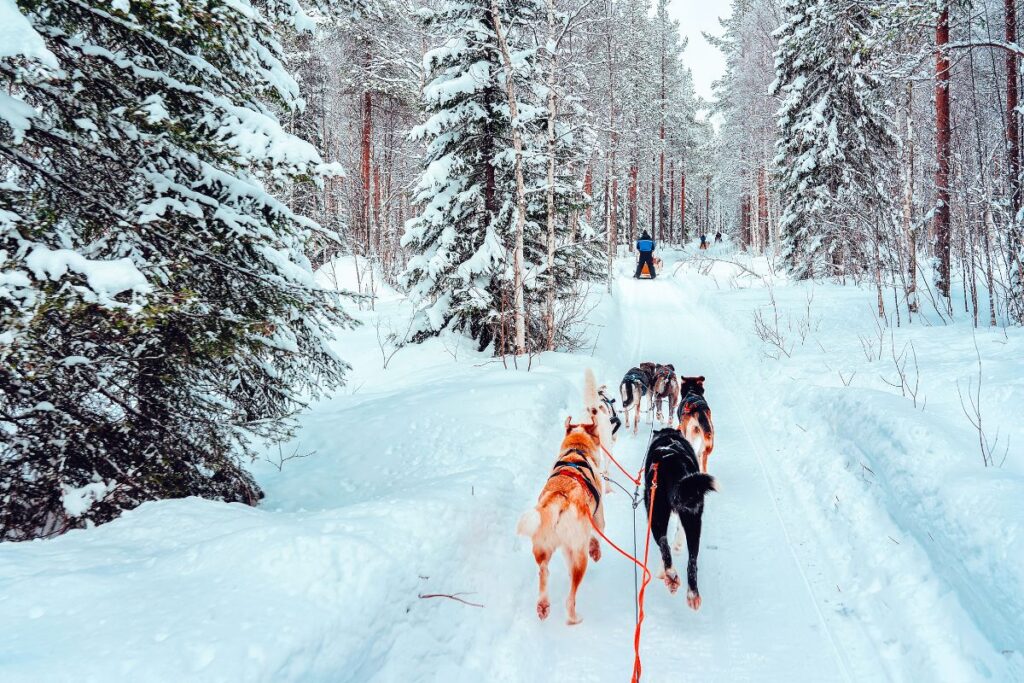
584,368,598,410
620,380,634,408
677,472,718,504
517,508,541,536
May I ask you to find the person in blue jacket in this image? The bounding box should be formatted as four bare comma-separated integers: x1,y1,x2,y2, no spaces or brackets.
634,231,656,278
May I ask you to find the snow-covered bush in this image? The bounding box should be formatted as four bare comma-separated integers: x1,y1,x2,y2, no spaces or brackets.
0,0,351,539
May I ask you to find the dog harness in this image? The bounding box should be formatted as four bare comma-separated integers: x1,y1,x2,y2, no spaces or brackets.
549,450,601,512
623,370,649,395
654,366,674,385
599,393,622,435
679,391,707,415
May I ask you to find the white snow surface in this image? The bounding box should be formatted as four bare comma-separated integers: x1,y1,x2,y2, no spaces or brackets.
1,246,1022,681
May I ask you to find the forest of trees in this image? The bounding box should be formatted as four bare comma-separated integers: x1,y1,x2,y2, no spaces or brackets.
716,0,1024,326
3,0,1023,538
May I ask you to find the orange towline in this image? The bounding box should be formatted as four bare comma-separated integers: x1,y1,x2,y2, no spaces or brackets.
584,463,659,682
600,443,642,487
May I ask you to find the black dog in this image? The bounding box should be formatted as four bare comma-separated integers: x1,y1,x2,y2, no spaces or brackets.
619,365,653,434
643,427,717,610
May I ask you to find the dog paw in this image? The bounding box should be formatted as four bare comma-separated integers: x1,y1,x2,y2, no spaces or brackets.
664,569,681,594
566,614,582,626
686,589,702,611
589,537,601,561
537,599,550,620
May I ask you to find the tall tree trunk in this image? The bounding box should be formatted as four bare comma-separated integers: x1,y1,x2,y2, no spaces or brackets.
544,0,558,352
669,162,675,244
605,0,617,292
758,166,768,250
934,2,953,303
629,163,638,249
1008,0,1020,223
903,82,919,316
680,171,686,240
705,179,711,235
360,89,373,254
584,163,593,224
490,0,527,355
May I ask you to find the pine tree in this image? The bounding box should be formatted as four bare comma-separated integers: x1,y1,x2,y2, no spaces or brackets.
0,0,351,539
771,0,896,279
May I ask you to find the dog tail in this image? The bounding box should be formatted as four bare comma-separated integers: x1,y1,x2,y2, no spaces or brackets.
517,508,542,537
584,368,598,410
517,500,562,538
677,472,718,503
620,379,632,407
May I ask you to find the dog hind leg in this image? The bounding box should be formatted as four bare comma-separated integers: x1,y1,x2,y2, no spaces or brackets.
651,512,680,594
680,512,703,610
534,547,551,620
672,519,686,552
565,548,588,625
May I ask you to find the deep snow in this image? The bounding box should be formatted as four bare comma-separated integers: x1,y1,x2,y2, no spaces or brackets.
1,248,1021,682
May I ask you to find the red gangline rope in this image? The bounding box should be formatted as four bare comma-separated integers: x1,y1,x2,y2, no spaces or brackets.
600,443,642,486
585,463,659,682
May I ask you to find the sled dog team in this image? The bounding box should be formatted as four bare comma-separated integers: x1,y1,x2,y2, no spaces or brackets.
517,365,718,625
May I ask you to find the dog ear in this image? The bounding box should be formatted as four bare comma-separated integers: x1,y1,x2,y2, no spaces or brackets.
583,420,600,441
565,415,573,433
697,376,705,384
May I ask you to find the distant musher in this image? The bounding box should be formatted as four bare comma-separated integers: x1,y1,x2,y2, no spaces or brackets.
635,231,656,279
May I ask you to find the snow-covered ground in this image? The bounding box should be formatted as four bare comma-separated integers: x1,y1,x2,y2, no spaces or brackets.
1,248,1022,682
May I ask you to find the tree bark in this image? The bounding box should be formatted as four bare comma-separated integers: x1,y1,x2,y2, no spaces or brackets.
490,0,527,354
669,162,675,244
1008,0,1021,222
934,2,953,303
629,163,638,249
902,82,919,316
680,171,686,240
360,89,373,253
544,0,558,352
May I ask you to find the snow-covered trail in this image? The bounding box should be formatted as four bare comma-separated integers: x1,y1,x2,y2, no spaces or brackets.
567,270,866,682
3,256,1016,682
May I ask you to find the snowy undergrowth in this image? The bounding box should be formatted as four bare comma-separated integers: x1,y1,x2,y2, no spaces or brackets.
677,242,1024,675
2,250,1022,681
0,257,620,682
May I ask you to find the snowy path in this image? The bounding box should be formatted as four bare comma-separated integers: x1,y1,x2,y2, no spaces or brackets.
547,272,867,682
3,257,1017,682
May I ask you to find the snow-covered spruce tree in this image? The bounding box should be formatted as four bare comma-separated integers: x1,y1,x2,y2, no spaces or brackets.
770,0,896,279
0,0,350,539
402,0,542,352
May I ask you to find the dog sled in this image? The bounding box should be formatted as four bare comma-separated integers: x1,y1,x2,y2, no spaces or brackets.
637,256,663,279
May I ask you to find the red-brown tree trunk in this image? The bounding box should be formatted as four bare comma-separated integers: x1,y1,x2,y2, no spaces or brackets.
651,164,657,240
705,179,711,235
628,164,638,249
934,3,952,300
584,164,593,224
1007,0,1020,222
659,130,666,241
360,90,373,252
758,166,768,249
680,172,686,240
669,162,675,244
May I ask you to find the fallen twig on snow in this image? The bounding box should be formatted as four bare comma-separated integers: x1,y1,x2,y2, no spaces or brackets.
418,593,485,608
